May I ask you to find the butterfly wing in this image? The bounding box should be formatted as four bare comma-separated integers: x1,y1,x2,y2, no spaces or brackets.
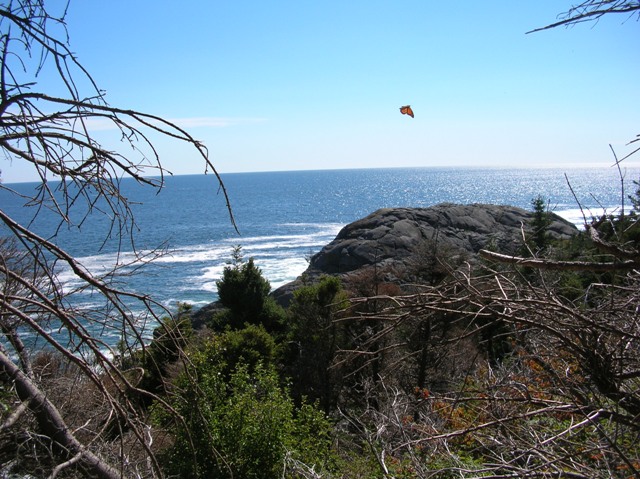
399,105,414,118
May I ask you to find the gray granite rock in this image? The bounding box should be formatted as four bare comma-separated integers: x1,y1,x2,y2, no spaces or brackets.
271,203,577,306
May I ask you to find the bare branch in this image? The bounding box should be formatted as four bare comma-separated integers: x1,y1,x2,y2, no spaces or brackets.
527,1,640,33
0,350,124,479
479,249,640,271
0,2,237,476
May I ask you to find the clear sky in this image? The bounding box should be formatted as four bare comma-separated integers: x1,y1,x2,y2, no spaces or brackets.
2,1,639,183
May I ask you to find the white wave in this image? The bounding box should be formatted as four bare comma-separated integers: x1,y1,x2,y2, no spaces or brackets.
200,280,219,294
278,222,344,229
239,239,329,252
262,257,310,289
198,264,227,281
182,253,310,296
554,206,621,229
55,223,343,282
151,245,231,264
169,298,212,309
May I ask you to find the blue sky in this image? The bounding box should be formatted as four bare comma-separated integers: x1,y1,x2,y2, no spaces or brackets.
2,1,639,182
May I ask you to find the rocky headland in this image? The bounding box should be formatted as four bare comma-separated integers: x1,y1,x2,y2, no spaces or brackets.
270,203,578,306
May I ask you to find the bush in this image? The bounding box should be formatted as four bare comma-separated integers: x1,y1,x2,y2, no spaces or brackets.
158,340,334,479
284,276,349,410
214,248,286,332
218,323,277,376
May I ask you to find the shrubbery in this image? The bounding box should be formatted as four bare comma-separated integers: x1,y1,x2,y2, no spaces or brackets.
213,246,286,332
146,251,339,478
156,351,333,479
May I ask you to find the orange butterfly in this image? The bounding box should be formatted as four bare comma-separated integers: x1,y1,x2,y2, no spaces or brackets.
399,105,414,118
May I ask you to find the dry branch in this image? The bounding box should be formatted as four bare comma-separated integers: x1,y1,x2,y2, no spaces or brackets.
527,1,640,33
479,249,640,271
0,350,125,479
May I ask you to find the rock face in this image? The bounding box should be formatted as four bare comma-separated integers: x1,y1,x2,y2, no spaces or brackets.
271,203,578,306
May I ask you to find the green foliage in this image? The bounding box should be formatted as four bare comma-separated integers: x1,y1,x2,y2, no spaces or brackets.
595,211,640,249
529,195,552,252
217,256,270,324
0,382,13,418
154,340,226,477
288,276,346,321
120,304,194,405
288,402,336,469
158,350,334,479
218,323,277,376
214,246,286,331
284,276,348,410
333,450,386,479
212,365,293,478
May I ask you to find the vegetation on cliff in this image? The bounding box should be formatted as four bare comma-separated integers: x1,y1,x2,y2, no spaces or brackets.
1,1,639,478
44,187,632,479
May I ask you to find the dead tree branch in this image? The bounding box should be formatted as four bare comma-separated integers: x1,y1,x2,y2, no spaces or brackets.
479,249,640,271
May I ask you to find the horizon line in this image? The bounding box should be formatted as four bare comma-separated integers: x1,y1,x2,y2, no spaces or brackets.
4,163,640,185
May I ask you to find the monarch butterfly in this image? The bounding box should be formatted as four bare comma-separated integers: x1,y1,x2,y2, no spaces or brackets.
399,105,414,118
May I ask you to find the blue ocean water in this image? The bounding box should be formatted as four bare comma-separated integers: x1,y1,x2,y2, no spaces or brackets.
1,166,637,321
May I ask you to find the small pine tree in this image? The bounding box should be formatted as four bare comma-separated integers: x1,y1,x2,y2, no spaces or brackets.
530,195,551,252
215,246,284,331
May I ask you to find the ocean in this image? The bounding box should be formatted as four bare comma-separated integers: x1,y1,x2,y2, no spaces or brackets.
1,166,637,345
